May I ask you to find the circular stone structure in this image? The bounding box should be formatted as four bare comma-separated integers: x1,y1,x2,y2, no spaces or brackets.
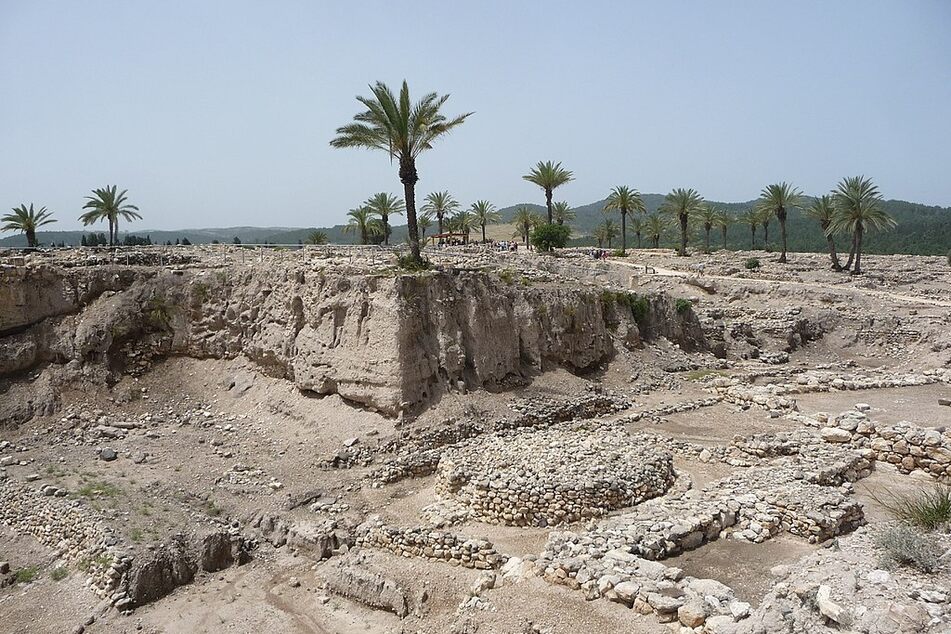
434,427,675,527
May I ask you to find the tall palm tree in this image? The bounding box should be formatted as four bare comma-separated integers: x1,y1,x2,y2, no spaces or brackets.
2,204,56,248
830,176,896,275
421,191,460,236
603,186,646,256
417,211,434,240
629,215,644,249
692,205,719,253
470,200,500,243
343,206,382,245
552,201,575,226
660,188,704,256
331,81,472,263
79,185,140,246
523,161,573,224
755,182,803,263
645,214,666,248
512,206,541,245
714,209,731,249
806,194,842,270
364,192,405,245
738,209,759,249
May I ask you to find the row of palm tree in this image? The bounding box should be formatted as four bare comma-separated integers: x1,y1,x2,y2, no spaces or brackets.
2,186,140,247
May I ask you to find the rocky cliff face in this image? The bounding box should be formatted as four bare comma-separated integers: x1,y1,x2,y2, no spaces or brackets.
0,263,704,423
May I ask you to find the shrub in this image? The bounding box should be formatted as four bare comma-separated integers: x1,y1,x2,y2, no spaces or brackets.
612,249,626,257
675,298,692,314
50,567,68,581
744,257,761,270
877,525,941,573
873,484,951,530
530,223,571,252
396,254,432,272
498,269,516,285
14,566,40,584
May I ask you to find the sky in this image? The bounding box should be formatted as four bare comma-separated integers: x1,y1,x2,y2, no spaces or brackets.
1,1,950,231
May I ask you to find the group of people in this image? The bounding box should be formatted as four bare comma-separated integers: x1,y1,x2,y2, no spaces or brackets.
589,248,610,260
494,240,519,252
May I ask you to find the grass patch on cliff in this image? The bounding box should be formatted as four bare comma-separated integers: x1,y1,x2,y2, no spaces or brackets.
76,479,121,500
601,290,649,326
50,567,69,581
871,484,951,530
13,566,40,584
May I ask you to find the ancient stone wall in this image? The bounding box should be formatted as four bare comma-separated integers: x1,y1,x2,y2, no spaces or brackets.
356,519,504,570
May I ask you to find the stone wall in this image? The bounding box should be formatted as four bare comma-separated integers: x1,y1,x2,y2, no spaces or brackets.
821,409,951,481
356,518,504,570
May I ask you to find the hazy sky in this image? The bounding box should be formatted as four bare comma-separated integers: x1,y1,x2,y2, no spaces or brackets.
2,1,949,231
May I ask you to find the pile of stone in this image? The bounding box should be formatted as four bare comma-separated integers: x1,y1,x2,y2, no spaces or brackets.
434,426,674,527
356,517,504,570
821,407,951,480
621,396,721,425
502,388,631,431
0,478,128,603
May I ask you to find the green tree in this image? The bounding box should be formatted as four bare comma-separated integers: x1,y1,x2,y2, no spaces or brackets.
755,182,803,262
449,209,474,242
739,209,759,249
604,185,646,256
364,192,405,245
470,200,500,243
596,217,619,248
417,211,434,240
661,188,704,256
629,215,644,249
531,223,570,252
830,176,896,275
757,206,772,249
344,206,383,245
645,214,667,248
79,185,141,246
306,230,329,245
805,195,842,270
512,206,541,245
331,81,472,263
714,208,731,249
1,204,56,248
421,191,460,236
692,205,719,253
552,201,575,227
523,161,573,224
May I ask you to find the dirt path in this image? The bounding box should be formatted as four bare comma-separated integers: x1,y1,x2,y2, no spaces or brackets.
610,259,951,307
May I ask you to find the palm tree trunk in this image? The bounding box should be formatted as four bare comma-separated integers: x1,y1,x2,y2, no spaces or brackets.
843,233,856,271
481,223,486,243
620,210,627,255
778,210,788,263
437,213,444,236
679,214,688,256
721,226,727,249
704,226,710,252
26,229,36,248
750,226,756,249
545,189,553,224
399,157,421,262
853,224,864,275
636,231,642,249
763,223,769,248
827,236,841,270
108,218,115,247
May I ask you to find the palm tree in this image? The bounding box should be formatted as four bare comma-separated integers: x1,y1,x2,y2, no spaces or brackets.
714,209,731,249
757,206,772,249
2,204,56,248
512,206,541,245
603,186,646,256
331,81,472,263
552,201,575,226
755,182,803,263
600,218,619,248
739,209,759,249
421,191,460,236
449,209,474,243
79,185,140,246
418,212,434,240
692,205,719,253
523,161,573,224
344,206,383,245
364,192,405,245
306,230,329,245
830,176,896,275
470,200,500,243
645,214,667,248
629,215,644,249
806,194,842,270
661,188,704,256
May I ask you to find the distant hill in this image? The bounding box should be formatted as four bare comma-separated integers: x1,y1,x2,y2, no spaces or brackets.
2,197,949,256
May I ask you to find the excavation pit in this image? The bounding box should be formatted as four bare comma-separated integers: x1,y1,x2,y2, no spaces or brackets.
434,426,675,527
